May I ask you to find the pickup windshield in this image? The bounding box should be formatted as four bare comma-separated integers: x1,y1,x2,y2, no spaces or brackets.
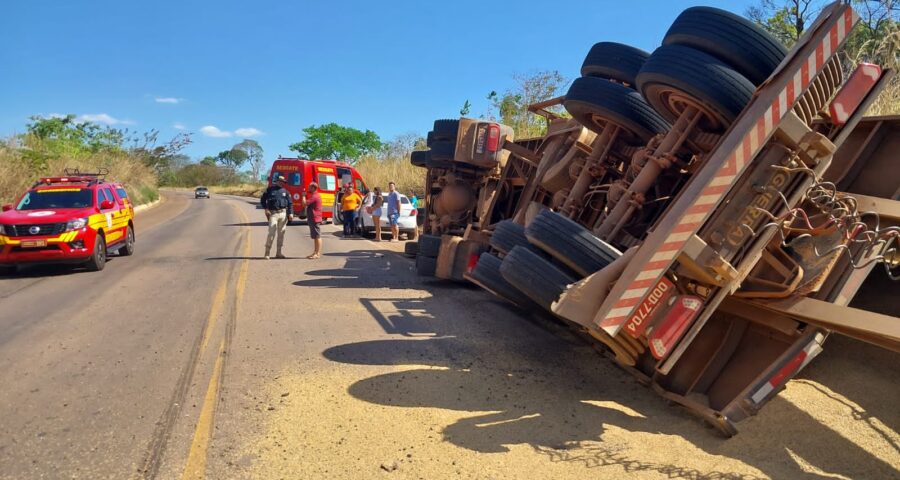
16,189,94,210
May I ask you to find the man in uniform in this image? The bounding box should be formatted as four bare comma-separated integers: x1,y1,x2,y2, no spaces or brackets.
260,175,294,259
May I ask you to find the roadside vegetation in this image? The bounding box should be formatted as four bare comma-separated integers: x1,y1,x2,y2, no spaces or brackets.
749,0,900,114
0,115,189,205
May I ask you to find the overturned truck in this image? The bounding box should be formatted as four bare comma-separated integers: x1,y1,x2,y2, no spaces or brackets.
410,3,899,436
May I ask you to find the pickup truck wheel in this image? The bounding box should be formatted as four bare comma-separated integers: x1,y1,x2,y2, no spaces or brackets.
429,140,455,162
500,246,577,310
426,131,435,148
565,76,671,144
416,254,437,276
119,226,135,256
431,119,459,141
637,44,755,131
581,42,651,86
85,234,107,272
469,252,534,308
490,220,531,255
411,150,430,167
525,210,622,277
663,6,787,86
0,265,16,276
404,241,419,257
418,234,441,258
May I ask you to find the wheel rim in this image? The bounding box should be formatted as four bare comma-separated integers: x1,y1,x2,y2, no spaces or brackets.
643,85,727,131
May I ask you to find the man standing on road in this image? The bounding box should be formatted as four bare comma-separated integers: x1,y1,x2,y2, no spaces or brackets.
302,182,323,259
387,181,401,242
340,183,362,238
260,175,294,259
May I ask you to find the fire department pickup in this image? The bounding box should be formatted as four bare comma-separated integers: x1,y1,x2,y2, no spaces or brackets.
0,171,135,273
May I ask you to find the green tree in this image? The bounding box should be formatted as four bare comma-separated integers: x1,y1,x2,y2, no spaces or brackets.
487,70,567,138
289,123,382,163
747,0,821,46
215,148,249,170
199,156,217,166
233,139,265,181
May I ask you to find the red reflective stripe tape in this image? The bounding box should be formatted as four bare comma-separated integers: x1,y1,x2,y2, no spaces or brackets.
615,296,643,308
771,95,781,120
702,185,730,196
645,260,670,271
659,240,686,252
769,350,808,388
786,75,796,104
845,9,853,37
756,117,767,143
686,204,711,215
673,222,701,233
830,24,839,54
815,41,824,71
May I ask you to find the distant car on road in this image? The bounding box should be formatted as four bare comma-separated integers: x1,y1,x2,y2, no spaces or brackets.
357,192,418,240
194,187,210,199
0,170,135,274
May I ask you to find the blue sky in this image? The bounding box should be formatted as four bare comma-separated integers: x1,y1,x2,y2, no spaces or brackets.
1,0,755,165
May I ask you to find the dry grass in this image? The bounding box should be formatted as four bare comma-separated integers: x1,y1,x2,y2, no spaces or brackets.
209,183,267,198
0,139,158,205
355,154,426,196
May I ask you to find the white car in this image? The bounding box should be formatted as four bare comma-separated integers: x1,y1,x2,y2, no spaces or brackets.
357,192,418,240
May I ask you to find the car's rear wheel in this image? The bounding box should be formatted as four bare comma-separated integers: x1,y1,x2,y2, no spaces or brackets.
119,226,135,256
0,265,17,276
85,234,107,272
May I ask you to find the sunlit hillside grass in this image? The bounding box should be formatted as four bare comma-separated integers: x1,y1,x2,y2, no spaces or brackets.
0,135,158,205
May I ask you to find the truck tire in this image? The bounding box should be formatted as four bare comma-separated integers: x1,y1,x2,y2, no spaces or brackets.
426,131,435,147
469,252,534,308
411,150,430,167
418,234,441,258
500,246,577,310
581,42,651,86
429,140,455,162
490,220,530,255
416,254,437,276
663,6,787,86
85,234,107,272
404,241,419,257
637,44,755,130
565,76,670,143
525,210,622,277
432,119,459,141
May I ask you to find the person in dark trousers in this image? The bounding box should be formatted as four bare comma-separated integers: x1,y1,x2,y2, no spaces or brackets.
302,182,323,259
340,183,362,238
260,175,294,259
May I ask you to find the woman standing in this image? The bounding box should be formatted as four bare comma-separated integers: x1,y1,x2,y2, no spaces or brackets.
369,187,385,241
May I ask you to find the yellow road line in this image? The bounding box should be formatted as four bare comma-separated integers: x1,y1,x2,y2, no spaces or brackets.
180,200,252,480
199,278,228,352
180,340,226,480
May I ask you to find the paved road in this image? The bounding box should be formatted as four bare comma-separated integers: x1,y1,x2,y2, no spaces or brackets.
0,190,897,480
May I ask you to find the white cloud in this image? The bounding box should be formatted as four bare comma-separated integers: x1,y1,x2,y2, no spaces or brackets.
155,97,182,104
200,125,233,138
234,127,263,137
173,123,186,130
75,113,134,126
47,113,67,119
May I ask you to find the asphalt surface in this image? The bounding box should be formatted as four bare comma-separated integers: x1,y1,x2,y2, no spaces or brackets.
0,190,897,480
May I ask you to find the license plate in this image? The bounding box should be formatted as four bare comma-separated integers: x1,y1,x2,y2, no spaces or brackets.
21,239,47,248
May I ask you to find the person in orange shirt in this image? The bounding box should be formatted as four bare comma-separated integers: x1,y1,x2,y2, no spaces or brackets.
340,183,363,238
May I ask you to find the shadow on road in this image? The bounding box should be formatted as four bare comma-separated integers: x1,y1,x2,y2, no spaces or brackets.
297,249,899,479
